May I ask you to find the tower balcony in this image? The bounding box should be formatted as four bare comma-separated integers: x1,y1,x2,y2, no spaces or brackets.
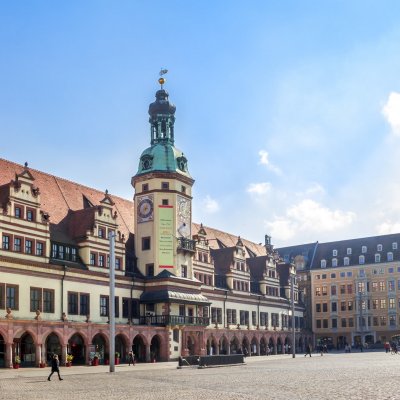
177,237,196,253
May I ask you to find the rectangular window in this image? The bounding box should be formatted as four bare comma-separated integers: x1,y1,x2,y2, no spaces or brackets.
323,319,328,328
316,304,321,312
348,301,353,311
341,318,346,328
340,285,346,294
380,316,386,326
43,289,54,313
316,320,321,329
331,286,337,296
146,264,154,277
372,299,378,310
90,253,96,266
388,280,395,291
379,281,385,291
389,298,395,309
114,296,119,318
0,283,5,309
347,284,353,294
389,315,396,326
332,318,337,328
99,255,104,267
322,286,327,296
252,311,257,326
372,282,378,292
161,182,169,190
98,228,104,238
315,287,321,296
332,302,337,312
142,183,149,192
14,237,21,252
348,318,354,327
30,287,42,312
380,299,386,309
68,292,78,315
6,285,18,310
80,294,90,316
25,239,32,254
341,301,346,311
100,295,109,317
181,265,187,278
162,199,169,206
115,257,121,270
142,237,151,250
26,209,34,221
2,235,10,250
15,206,21,218
322,303,328,312
36,242,44,256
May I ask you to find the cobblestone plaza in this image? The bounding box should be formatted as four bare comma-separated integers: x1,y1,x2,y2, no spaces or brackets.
0,351,398,400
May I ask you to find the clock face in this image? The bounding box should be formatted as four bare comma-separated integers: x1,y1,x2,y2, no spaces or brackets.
137,196,154,223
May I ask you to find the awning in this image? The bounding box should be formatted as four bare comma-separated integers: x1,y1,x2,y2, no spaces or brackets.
140,290,210,305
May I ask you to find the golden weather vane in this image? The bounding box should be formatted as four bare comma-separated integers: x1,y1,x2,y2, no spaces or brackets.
158,68,168,87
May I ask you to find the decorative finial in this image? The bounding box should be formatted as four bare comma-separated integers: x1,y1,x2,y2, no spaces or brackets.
24,162,28,168
158,68,168,88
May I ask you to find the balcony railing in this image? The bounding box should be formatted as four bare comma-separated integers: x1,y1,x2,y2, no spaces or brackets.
177,237,196,253
139,314,209,326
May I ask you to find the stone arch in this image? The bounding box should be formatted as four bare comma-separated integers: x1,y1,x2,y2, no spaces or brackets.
68,333,86,365
242,336,250,356
219,336,229,355
150,334,162,362
45,332,62,363
268,336,275,354
92,332,109,364
206,336,218,356
186,334,196,356
13,328,38,343
20,332,36,367
277,337,283,354
250,336,259,356
260,336,267,355
230,336,241,354
42,329,63,345
132,334,147,362
115,333,128,362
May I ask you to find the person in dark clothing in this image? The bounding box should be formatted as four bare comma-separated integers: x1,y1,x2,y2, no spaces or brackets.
304,344,312,357
48,354,63,381
128,351,135,366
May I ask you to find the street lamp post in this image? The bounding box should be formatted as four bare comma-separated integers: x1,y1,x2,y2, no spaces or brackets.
109,232,116,373
291,266,296,358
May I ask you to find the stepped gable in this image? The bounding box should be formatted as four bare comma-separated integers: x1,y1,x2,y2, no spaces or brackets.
0,158,134,240
191,222,266,257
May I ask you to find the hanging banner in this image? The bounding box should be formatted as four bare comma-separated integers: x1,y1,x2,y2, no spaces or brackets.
158,205,174,268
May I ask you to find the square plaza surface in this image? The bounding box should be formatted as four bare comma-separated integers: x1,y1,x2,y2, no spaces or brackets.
0,352,398,400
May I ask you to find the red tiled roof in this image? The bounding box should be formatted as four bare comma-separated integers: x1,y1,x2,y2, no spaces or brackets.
0,158,135,240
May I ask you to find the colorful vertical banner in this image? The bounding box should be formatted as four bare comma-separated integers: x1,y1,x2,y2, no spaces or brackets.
158,205,174,268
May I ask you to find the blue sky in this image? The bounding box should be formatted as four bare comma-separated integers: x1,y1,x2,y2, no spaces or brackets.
1,1,400,247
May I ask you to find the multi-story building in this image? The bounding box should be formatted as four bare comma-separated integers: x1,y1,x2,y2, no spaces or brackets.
0,79,308,368
279,234,400,349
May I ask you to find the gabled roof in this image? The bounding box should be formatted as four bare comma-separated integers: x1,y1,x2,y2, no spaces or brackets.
0,158,135,240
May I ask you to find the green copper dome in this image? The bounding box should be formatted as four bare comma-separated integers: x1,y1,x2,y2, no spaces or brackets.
136,143,192,178
134,85,192,179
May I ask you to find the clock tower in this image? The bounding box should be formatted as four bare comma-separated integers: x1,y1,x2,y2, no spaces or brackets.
131,76,195,279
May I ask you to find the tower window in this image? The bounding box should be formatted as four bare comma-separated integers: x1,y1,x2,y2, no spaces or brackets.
142,183,149,192
142,237,151,251
161,182,169,190
146,264,154,277
181,265,187,278
15,207,22,219
162,199,169,206
181,186,186,193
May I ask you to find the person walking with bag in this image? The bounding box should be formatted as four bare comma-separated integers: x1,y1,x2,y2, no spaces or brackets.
48,354,63,381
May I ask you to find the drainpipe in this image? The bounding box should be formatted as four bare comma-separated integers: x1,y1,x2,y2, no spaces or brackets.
223,290,228,327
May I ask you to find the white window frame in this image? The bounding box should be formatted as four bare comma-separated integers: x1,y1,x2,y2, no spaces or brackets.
321,259,327,268
359,255,365,265
344,257,350,266
361,246,367,253
375,253,381,263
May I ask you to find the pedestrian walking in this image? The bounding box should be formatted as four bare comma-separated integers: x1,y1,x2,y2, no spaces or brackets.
48,354,63,381
304,344,312,357
128,351,135,366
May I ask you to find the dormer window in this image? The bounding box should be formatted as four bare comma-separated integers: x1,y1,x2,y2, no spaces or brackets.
26,209,34,222
332,249,338,257
359,255,365,264
347,248,352,255
344,257,350,266
161,182,169,190
375,254,381,263
387,252,394,262
393,242,398,250
361,246,367,253
321,259,326,268
377,244,383,251
332,258,338,267
15,206,22,219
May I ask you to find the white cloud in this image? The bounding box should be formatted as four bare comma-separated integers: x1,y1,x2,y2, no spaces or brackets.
266,199,356,242
376,221,400,235
200,195,220,213
247,182,271,195
382,92,400,136
258,150,282,175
